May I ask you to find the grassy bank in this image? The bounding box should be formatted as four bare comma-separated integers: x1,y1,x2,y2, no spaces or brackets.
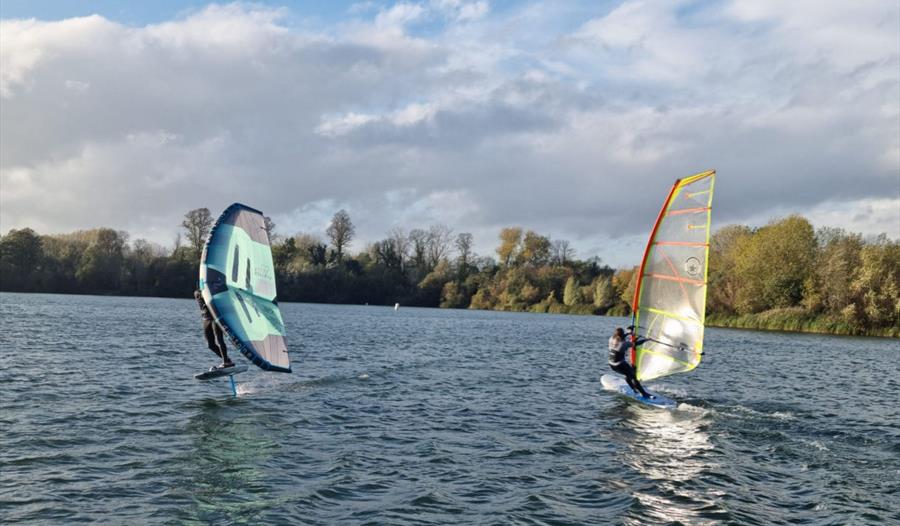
470,304,899,338
706,308,900,338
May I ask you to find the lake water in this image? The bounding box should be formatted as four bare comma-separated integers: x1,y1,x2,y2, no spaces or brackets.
1,292,898,525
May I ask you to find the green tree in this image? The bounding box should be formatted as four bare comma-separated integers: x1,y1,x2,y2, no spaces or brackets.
0,228,44,291
38,234,88,293
121,238,162,295
372,239,402,268
308,242,328,267
76,229,127,291
733,216,816,314
181,208,213,260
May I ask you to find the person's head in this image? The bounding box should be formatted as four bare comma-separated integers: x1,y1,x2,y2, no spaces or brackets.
614,327,625,339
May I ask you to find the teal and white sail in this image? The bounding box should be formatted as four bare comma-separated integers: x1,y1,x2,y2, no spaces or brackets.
199,203,291,373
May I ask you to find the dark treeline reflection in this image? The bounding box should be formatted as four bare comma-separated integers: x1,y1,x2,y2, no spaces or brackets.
1,210,897,336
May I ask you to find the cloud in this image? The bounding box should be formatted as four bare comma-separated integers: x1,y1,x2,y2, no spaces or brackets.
432,0,490,22
1,1,897,267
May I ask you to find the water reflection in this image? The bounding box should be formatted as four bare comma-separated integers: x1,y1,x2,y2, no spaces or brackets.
169,399,284,524
614,404,727,525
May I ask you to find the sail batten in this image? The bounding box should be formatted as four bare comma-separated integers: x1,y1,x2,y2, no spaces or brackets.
632,170,715,381
199,203,292,373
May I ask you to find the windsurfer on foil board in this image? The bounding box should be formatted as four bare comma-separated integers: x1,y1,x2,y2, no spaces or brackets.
608,326,653,398
194,289,235,370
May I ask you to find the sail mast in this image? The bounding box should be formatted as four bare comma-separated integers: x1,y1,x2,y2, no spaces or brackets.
631,178,681,365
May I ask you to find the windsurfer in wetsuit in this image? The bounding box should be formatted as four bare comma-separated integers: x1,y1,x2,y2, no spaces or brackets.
608,327,652,398
195,289,234,369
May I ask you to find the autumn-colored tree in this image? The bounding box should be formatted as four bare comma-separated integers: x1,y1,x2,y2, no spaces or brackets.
612,267,637,309
496,227,522,267
848,237,900,328
519,231,552,267
708,225,753,314
593,276,616,310
813,228,863,314
563,276,582,306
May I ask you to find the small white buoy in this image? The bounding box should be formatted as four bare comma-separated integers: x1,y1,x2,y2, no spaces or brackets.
394,303,399,311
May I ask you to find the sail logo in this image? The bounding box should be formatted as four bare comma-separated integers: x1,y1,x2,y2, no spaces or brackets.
253,265,274,281
684,257,701,277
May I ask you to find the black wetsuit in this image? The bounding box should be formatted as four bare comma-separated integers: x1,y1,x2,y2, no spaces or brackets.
608,335,651,397
195,290,230,364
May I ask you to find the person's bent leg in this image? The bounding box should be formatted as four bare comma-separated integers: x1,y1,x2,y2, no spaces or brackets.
612,363,638,393
625,377,639,392
629,372,651,398
622,362,651,397
204,322,224,359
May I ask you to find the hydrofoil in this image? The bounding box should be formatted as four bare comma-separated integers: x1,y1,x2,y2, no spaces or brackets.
195,364,248,396
194,363,248,380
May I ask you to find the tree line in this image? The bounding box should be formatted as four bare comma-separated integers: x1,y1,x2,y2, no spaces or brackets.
1,210,897,336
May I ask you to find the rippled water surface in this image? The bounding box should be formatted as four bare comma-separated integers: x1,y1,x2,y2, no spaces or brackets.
1,293,898,525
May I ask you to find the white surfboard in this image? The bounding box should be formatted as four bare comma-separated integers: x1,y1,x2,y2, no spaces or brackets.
601,374,677,409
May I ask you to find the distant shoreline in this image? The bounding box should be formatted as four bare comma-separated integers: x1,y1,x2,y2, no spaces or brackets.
3,290,896,339
705,312,899,339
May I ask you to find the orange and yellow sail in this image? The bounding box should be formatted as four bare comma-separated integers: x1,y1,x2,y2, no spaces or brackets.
631,170,715,381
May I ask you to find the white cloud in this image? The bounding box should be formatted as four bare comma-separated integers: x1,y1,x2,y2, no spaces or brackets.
0,1,897,266
726,0,897,72
750,197,900,239
432,0,490,22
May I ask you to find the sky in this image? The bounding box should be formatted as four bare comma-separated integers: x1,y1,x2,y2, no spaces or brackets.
1,0,898,267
